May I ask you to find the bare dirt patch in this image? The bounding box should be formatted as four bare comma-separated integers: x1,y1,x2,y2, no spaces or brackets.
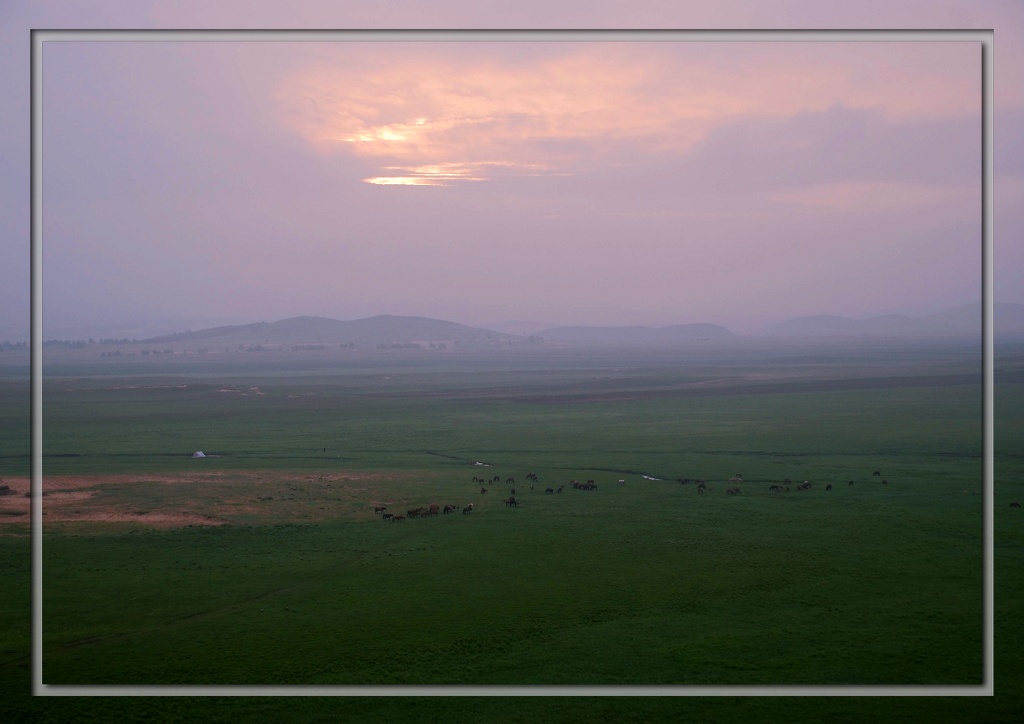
2,470,428,529
45,490,95,501
44,511,227,527
0,476,29,520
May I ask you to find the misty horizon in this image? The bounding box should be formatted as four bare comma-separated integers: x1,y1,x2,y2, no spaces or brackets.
6,27,1015,345
19,299,1004,346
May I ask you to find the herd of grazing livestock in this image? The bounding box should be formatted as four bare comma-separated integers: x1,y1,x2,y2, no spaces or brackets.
377,502,474,522
373,469,896,521
674,472,895,495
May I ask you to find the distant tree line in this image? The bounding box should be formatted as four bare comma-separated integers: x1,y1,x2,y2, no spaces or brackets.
43,339,90,348
241,344,280,352
101,349,174,357
42,337,145,346
1,341,28,352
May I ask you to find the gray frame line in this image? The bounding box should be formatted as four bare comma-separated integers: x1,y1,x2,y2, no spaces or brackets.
32,28,988,42
982,31,995,699
30,27,995,698
37,684,992,697
30,23,44,703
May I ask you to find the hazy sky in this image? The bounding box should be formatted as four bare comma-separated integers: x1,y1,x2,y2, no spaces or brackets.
3,1,1023,338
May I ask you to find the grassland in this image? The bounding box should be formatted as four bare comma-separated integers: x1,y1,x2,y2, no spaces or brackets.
2,339,1023,722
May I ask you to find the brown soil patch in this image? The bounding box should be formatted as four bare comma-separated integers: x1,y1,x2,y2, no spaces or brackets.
0,476,30,495
0,477,29,520
1,470,428,530
44,511,227,527
45,490,95,501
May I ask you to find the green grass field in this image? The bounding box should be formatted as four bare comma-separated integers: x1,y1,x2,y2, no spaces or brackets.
2,341,1022,722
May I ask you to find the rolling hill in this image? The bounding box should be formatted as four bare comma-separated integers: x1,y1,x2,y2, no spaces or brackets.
143,315,522,348
130,303,1023,352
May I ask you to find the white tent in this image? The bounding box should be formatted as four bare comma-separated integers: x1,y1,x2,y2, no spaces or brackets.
192,451,206,458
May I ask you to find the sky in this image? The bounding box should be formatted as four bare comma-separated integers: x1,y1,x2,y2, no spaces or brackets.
2,1,1023,339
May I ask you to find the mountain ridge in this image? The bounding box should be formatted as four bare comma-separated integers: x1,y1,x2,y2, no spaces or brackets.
143,314,522,348
114,302,1024,348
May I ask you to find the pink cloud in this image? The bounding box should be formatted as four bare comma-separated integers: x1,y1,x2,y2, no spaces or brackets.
276,41,979,186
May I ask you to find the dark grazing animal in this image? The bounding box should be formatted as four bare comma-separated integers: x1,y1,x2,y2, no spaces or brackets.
1011,502,1021,508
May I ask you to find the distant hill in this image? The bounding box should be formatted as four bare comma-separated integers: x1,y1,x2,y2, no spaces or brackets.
536,323,738,346
764,303,1024,340
143,315,522,348
127,303,1024,350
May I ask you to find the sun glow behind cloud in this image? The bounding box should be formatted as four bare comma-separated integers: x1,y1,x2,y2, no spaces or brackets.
363,176,443,186
363,161,485,186
365,160,554,186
